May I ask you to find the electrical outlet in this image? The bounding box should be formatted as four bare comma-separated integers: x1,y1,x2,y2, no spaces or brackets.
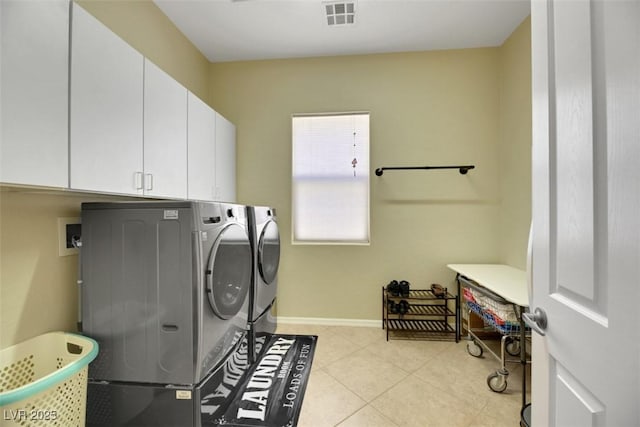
58,217,81,256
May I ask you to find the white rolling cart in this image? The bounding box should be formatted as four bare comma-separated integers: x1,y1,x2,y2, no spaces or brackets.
447,264,530,409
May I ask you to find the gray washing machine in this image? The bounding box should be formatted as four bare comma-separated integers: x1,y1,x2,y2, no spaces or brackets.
247,206,280,348
80,201,252,387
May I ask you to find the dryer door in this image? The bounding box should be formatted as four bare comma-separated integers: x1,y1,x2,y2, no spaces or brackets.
206,223,252,319
258,220,280,285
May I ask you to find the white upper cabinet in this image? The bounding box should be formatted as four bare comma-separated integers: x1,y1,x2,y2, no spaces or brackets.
143,59,188,199
1,1,236,201
187,94,237,202
0,0,70,187
187,93,216,201
70,2,144,195
214,112,236,202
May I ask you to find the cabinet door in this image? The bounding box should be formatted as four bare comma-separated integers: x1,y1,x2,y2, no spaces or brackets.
70,3,143,195
143,59,188,199
187,93,216,201
214,112,236,202
0,0,69,187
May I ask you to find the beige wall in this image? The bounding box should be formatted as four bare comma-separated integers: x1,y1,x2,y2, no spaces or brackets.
498,17,532,270
0,0,208,348
210,49,504,321
0,191,80,348
0,190,128,348
210,18,532,321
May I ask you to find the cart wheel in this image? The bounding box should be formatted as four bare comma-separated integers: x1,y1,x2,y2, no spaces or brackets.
466,341,483,358
505,337,521,357
487,372,508,393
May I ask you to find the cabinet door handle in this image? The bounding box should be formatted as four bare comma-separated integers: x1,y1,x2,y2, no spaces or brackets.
145,174,153,191
135,172,143,190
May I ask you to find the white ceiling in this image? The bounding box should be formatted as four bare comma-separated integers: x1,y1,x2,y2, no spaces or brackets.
154,0,530,63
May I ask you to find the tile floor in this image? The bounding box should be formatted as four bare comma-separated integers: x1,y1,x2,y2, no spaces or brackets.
276,323,531,427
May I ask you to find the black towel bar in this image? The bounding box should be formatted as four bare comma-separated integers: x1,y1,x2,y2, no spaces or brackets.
374,165,475,176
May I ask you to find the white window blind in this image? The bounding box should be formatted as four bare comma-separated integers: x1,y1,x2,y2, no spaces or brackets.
292,113,370,244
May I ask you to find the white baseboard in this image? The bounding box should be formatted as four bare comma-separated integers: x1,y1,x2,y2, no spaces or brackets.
277,316,379,328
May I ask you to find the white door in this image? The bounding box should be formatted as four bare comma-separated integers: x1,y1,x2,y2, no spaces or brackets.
531,0,640,426
143,59,188,199
187,92,216,201
1,0,69,187
70,2,143,195
214,111,237,202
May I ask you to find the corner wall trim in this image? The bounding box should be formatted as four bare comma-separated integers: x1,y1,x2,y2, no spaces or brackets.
277,316,379,328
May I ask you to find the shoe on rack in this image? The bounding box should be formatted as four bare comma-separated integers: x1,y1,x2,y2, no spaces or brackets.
399,280,410,297
387,280,400,296
388,299,399,314
431,283,446,298
397,300,410,315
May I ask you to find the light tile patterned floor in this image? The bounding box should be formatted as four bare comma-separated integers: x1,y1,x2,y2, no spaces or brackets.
276,323,531,427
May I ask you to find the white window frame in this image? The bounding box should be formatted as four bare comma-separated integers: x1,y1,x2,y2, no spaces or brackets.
291,112,370,245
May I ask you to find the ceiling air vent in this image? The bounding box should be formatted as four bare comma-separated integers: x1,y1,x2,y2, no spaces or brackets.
323,1,356,26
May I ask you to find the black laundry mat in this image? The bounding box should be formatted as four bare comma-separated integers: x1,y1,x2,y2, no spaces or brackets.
205,334,317,427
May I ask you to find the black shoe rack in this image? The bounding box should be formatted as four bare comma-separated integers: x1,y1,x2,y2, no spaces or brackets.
382,287,459,342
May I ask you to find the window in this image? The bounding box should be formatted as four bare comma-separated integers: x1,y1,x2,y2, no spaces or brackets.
292,112,370,244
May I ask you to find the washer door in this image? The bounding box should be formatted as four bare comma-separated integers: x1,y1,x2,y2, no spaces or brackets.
206,223,252,319
258,220,280,285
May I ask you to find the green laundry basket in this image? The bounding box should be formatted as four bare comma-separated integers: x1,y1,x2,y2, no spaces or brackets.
0,332,98,426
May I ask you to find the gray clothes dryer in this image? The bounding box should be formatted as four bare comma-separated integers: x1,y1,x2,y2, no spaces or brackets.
247,206,280,333
80,201,252,386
